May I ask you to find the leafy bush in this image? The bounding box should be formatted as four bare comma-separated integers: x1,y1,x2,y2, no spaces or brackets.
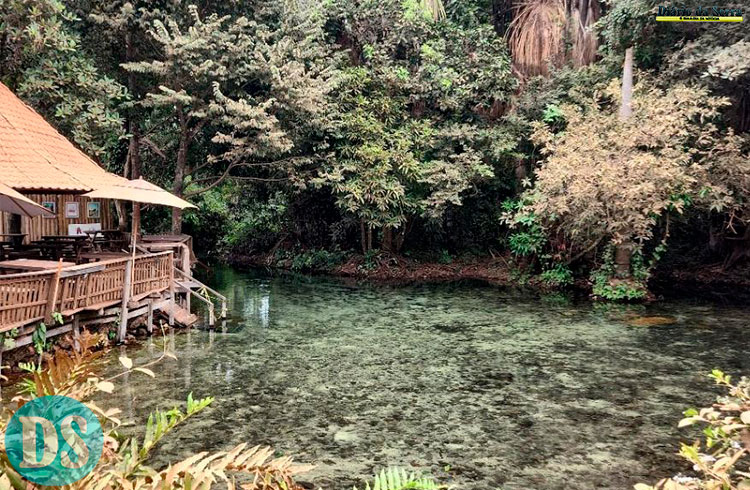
361,249,381,271
636,370,750,490
539,264,573,287
502,199,547,258
223,191,290,254
288,248,348,272
437,249,453,264
590,247,648,300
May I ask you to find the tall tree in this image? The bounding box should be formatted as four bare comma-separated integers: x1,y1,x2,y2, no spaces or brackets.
123,2,332,233
316,0,517,252
511,80,747,290
0,0,126,163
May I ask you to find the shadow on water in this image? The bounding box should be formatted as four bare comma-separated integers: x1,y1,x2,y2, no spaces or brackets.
101,267,750,489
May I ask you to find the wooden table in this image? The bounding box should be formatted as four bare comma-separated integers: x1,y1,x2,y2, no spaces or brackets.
0,259,74,272
37,235,92,260
0,233,27,247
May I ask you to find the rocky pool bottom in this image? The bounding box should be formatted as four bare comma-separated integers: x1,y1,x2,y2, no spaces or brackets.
99,269,750,489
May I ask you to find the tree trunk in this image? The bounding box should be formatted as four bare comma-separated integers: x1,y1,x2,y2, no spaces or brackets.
367,226,373,252
614,242,632,278
514,157,527,183
118,29,140,233
394,227,406,253
360,219,367,254
619,47,634,121
172,129,189,234
382,226,394,252
614,46,635,278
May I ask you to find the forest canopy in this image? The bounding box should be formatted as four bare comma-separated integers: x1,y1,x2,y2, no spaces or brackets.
1,0,748,297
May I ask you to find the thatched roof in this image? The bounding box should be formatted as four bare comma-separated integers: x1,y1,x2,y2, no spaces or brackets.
0,82,126,193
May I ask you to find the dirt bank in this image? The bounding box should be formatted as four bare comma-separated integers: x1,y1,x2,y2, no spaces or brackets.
228,251,750,301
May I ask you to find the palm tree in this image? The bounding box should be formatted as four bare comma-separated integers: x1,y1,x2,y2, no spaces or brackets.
507,0,600,78
420,0,446,21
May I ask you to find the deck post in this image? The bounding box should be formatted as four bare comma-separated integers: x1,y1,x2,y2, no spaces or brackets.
118,259,133,342
72,315,81,352
168,255,175,327
147,300,154,335
43,261,63,324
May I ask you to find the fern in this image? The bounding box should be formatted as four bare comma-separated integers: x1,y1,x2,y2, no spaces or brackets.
354,468,444,490
138,393,215,460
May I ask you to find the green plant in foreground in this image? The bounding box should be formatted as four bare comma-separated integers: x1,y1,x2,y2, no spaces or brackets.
354,467,445,490
636,370,750,490
0,332,312,489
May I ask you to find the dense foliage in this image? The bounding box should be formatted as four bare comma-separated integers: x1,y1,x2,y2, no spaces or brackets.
1,0,749,294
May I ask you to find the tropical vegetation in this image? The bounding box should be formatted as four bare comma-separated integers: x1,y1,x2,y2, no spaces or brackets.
1,0,748,297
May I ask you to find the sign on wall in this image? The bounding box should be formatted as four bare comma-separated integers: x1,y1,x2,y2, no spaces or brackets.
64,202,79,218
68,223,101,236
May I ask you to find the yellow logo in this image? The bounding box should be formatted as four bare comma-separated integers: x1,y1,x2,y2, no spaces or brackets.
655,5,743,22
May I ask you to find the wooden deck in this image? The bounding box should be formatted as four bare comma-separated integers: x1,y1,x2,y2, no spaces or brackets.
0,251,173,332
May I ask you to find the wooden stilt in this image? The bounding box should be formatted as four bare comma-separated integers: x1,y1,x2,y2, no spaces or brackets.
118,259,133,342
72,316,81,352
147,300,154,334
168,259,175,327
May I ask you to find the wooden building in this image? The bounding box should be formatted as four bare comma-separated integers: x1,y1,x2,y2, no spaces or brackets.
0,193,115,243
0,82,226,351
0,82,122,241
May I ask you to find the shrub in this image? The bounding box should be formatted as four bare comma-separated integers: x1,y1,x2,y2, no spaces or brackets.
289,248,348,272
589,246,648,300
636,370,750,490
539,264,574,287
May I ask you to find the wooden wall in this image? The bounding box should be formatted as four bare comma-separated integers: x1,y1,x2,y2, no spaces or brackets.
0,194,114,243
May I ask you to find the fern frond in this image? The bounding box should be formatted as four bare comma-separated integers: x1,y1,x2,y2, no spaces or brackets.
354,467,444,490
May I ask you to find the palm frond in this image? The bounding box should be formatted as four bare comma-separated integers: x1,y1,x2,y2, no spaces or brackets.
420,0,446,21
507,0,567,78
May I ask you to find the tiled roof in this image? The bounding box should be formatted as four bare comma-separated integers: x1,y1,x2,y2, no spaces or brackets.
0,82,127,192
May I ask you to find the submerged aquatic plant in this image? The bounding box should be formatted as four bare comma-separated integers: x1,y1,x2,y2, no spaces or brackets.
353,467,445,490
0,331,313,489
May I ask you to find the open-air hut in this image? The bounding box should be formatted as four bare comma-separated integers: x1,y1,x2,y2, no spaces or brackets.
0,82,225,342
0,82,125,242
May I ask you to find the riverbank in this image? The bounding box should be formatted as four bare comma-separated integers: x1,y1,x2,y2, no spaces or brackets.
230,253,516,285
227,251,750,300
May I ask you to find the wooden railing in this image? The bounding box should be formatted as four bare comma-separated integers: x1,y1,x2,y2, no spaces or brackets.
0,252,173,332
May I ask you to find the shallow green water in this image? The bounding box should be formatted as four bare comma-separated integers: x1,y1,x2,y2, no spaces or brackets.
102,268,750,489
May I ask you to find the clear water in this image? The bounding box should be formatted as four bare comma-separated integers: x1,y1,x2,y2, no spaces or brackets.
101,268,750,489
